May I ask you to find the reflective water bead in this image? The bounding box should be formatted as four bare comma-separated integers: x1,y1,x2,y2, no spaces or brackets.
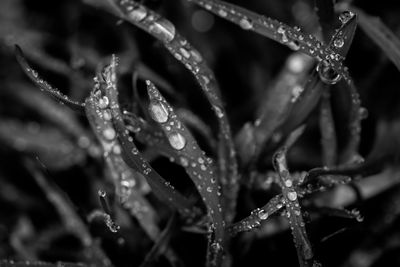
103,128,116,141
149,101,169,123
239,18,253,30
258,209,269,220
333,37,344,48
180,156,189,167
149,19,176,43
128,5,147,22
317,60,342,84
168,132,187,150
284,179,293,187
98,96,109,109
287,191,297,201
98,189,106,197
218,9,227,17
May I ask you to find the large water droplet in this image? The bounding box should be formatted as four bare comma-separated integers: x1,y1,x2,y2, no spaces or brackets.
149,101,169,123
239,18,253,30
168,132,186,150
103,128,116,141
333,37,344,48
128,5,147,22
317,60,342,84
287,191,297,201
149,19,176,42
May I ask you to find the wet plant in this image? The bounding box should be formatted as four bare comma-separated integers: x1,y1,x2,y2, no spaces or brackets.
1,0,400,266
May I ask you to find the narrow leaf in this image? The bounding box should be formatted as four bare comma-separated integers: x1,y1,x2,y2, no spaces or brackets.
146,81,225,267
14,45,85,111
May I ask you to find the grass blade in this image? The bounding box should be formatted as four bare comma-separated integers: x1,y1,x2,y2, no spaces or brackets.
228,194,284,235
97,56,196,218
273,148,317,267
14,45,85,111
146,81,225,267
189,0,349,78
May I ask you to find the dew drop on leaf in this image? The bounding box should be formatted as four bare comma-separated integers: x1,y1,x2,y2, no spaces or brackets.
128,5,147,22
239,18,253,30
317,60,342,84
149,18,176,42
257,209,269,220
103,128,116,141
287,191,297,201
333,37,345,48
149,101,169,123
168,132,187,150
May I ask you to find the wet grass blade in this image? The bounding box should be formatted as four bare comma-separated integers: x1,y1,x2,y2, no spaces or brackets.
96,0,239,223
273,148,317,267
146,81,225,267
97,56,196,218
189,0,349,78
14,45,85,112
340,78,365,166
228,194,284,235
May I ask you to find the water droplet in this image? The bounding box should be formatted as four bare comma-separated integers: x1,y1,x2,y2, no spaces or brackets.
258,209,269,220
168,132,186,150
287,191,297,201
128,5,147,22
218,9,227,17
180,156,189,167
180,47,191,58
206,187,212,193
131,148,139,154
98,96,109,109
333,37,344,48
113,145,121,154
149,19,176,42
284,179,293,187
103,128,116,141
239,18,253,30
103,110,112,121
339,11,354,24
149,101,169,123
317,60,342,84
213,105,224,118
